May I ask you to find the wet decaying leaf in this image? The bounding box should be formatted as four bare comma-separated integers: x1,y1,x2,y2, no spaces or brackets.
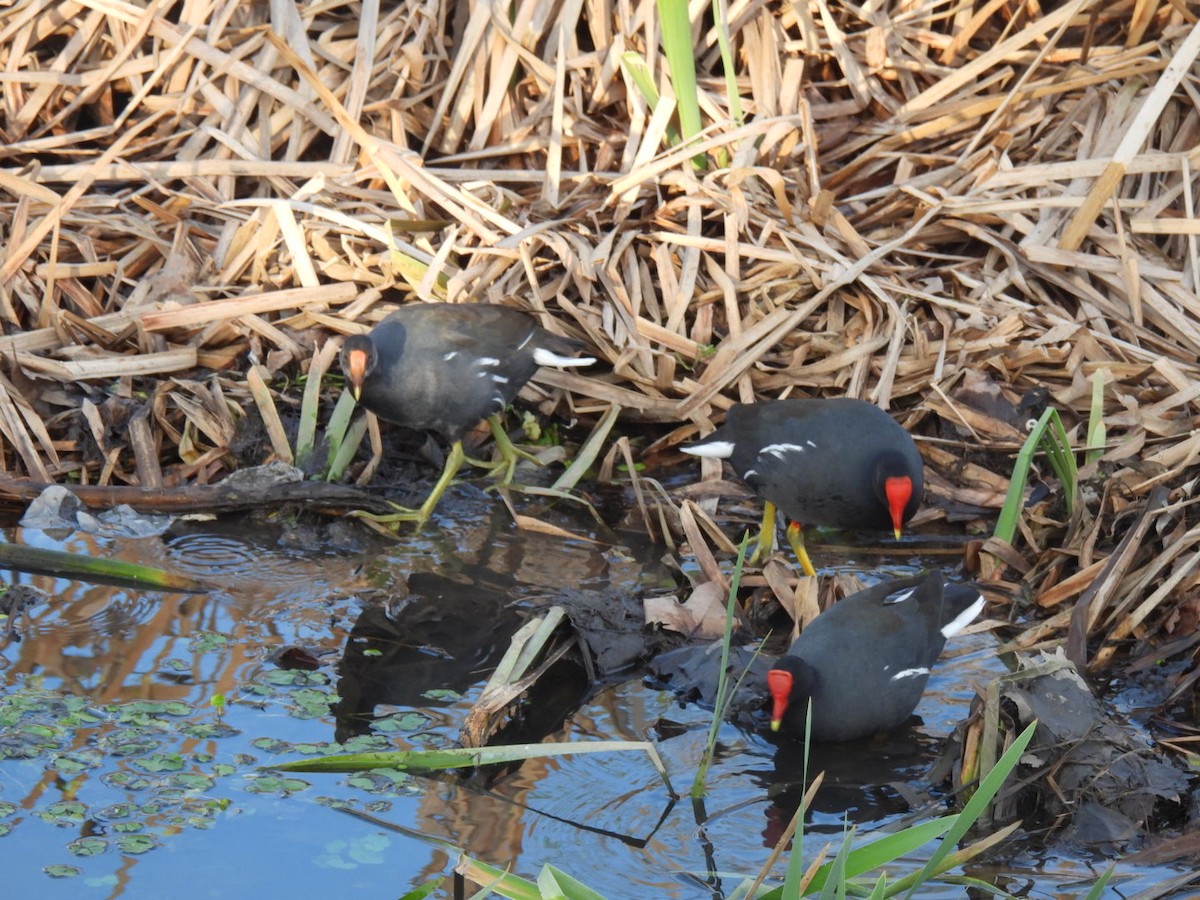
956,651,1190,850
452,586,721,749
550,588,685,677
269,646,325,671
643,580,731,640
457,608,579,750
646,642,771,732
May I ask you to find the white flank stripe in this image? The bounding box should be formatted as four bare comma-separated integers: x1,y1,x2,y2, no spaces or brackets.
681,440,735,459
884,588,916,605
517,332,533,350
532,349,596,367
477,357,501,367
941,595,985,638
443,351,458,362
760,442,805,461
891,667,929,681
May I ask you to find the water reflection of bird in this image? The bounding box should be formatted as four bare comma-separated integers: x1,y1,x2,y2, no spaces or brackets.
340,302,594,526
333,572,524,743
759,728,944,845
333,572,589,749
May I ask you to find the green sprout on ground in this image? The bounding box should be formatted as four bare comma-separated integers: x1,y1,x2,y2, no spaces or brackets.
994,372,1108,548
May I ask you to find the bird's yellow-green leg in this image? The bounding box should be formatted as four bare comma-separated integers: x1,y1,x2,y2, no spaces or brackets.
748,501,780,564
463,415,542,485
785,520,817,577
350,440,466,532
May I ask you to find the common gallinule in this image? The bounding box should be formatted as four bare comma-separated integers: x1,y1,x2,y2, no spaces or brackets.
681,398,923,574
340,302,594,525
768,572,984,741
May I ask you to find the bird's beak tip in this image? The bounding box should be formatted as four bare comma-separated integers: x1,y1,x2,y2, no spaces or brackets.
769,720,781,733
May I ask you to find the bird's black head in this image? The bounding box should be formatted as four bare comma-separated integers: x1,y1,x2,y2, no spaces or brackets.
339,334,377,401
767,654,818,735
872,449,922,538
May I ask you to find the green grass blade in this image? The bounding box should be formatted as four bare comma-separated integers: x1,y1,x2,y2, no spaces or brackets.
0,542,208,593
886,821,1022,896
388,239,445,298
322,389,360,474
295,364,324,470
901,720,1037,898
992,410,1047,543
711,0,743,130
1085,371,1106,465
455,857,541,900
780,705,815,894
268,740,670,787
690,532,749,797
619,51,661,108
326,412,367,482
802,818,955,894
746,774,823,898
993,407,1078,546
657,0,703,151
453,858,609,900
324,388,358,448
552,403,621,492
1079,863,1116,899
510,607,567,683
782,821,807,893
720,879,755,900
816,827,854,900
537,865,608,900
1042,410,1078,508
397,881,441,900
618,51,683,148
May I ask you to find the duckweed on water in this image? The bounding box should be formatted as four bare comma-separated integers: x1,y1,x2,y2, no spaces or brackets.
96,729,163,756
43,865,81,879
286,687,340,719
0,674,432,869
49,750,102,775
187,632,230,653
40,801,88,826
115,834,159,854
66,836,107,857
373,711,430,733
109,699,193,720
133,752,186,773
262,668,329,686
246,775,311,795
346,768,413,795
421,688,463,702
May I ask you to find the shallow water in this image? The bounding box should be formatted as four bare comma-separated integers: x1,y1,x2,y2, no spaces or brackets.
0,486,1191,898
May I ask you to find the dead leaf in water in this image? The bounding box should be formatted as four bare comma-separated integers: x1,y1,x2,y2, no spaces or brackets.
644,581,730,639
